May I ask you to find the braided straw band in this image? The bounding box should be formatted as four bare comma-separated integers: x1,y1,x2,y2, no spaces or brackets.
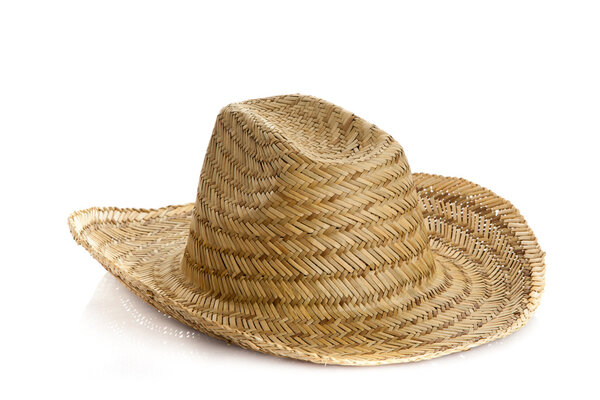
69,95,545,365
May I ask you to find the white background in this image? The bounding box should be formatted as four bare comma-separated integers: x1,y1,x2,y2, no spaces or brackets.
1,1,599,398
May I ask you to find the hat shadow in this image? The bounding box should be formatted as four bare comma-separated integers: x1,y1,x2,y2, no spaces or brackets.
81,273,289,365
82,273,537,368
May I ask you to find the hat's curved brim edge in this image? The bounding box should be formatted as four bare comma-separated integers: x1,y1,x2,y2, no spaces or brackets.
69,173,545,366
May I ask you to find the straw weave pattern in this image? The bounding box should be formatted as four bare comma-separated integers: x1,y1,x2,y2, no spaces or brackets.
69,95,545,365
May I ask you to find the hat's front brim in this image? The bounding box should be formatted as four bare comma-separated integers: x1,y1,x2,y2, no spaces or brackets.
69,173,545,366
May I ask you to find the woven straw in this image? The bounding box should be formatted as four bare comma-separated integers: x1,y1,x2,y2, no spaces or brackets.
69,94,545,365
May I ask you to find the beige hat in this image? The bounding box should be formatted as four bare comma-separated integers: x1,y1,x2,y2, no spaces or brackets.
69,94,545,365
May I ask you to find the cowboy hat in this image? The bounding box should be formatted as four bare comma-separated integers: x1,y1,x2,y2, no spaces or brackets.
69,94,545,365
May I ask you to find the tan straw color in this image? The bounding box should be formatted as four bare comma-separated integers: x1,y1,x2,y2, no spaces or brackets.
69,94,545,365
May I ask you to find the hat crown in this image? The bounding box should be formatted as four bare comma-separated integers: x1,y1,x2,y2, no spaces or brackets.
181,95,437,303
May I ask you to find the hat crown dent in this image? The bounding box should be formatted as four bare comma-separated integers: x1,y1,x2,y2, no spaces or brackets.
181,95,439,304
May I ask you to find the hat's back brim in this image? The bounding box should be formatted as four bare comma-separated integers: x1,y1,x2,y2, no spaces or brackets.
69,173,544,365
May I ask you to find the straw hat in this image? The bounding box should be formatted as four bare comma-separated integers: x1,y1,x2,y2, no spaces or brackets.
69,94,545,365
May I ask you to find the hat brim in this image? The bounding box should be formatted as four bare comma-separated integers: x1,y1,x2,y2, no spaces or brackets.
69,173,545,366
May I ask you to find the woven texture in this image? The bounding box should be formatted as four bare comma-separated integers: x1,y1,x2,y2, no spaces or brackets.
69,95,545,365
